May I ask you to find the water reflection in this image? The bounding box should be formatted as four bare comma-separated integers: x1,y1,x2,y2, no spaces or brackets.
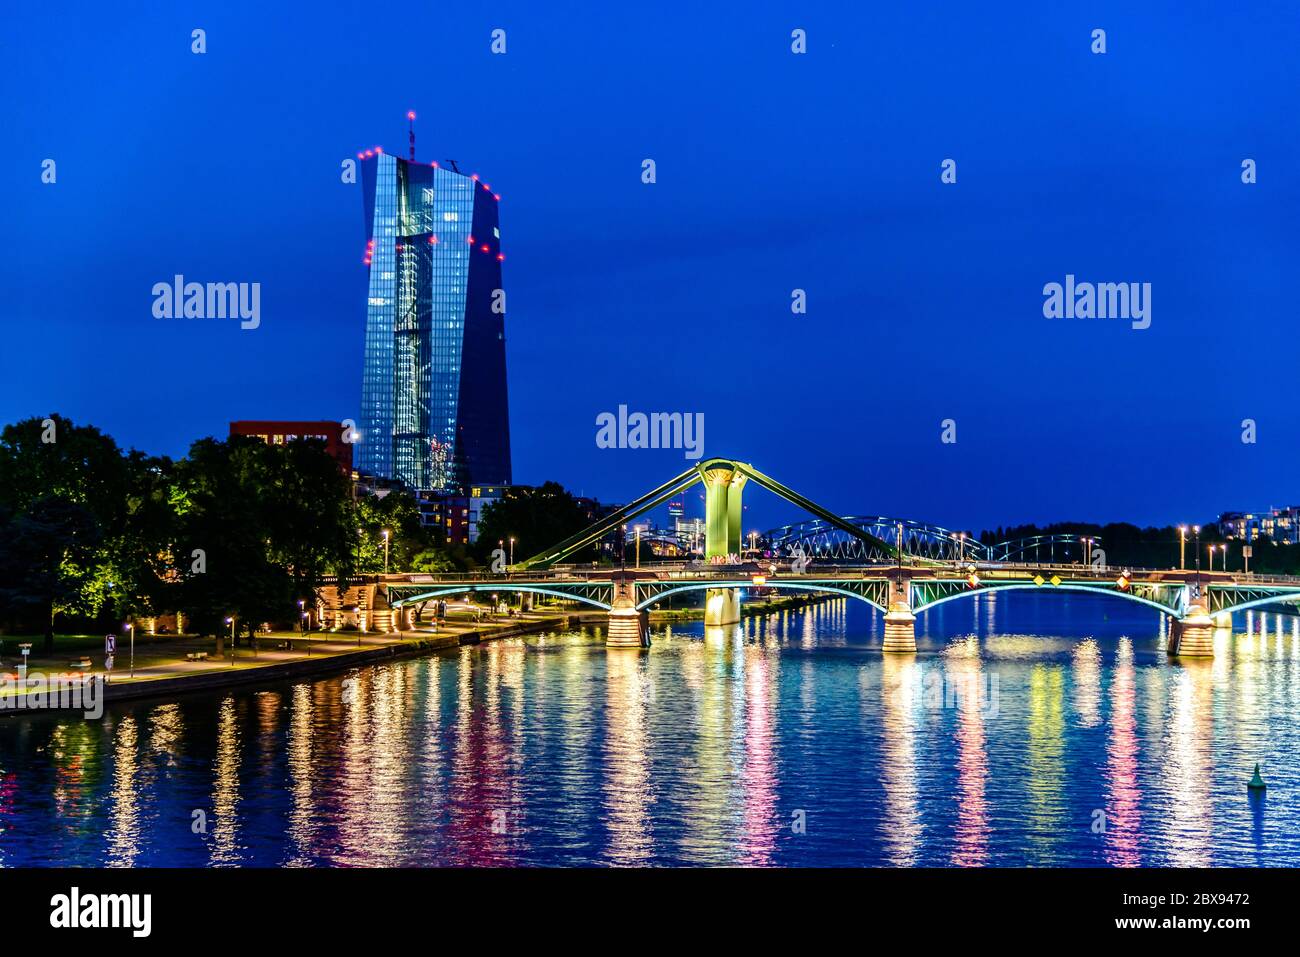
1104,638,1140,866
1,597,1299,866
878,654,921,865
1025,665,1066,864
603,650,651,864
944,638,987,866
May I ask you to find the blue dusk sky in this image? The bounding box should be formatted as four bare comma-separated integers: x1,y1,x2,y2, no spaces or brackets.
3,2,1299,533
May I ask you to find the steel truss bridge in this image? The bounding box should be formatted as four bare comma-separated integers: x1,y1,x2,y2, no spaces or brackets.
763,517,1094,565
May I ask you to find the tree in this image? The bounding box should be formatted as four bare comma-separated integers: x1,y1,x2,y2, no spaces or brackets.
475,482,595,565
168,436,356,641
352,488,444,573
0,415,133,652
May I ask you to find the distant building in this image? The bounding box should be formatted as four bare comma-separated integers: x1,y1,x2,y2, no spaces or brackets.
229,421,353,475
355,146,511,493
1219,507,1300,544
414,483,521,545
416,490,471,545
667,498,684,529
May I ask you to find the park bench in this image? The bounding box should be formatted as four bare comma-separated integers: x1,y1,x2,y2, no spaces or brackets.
67,657,92,669
185,651,210,662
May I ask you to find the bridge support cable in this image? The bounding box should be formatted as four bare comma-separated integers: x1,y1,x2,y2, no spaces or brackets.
517,465,705,569
734,462,900,560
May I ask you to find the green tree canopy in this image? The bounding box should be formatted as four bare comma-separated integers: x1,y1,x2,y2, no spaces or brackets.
476,482,597,565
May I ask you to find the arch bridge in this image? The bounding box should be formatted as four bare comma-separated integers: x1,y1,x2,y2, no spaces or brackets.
382,457,1300,659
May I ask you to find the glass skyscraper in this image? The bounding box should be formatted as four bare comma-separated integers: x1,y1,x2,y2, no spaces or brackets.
356,149,511,492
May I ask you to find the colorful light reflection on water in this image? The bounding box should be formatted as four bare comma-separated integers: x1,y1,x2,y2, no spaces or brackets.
0,593,1297,866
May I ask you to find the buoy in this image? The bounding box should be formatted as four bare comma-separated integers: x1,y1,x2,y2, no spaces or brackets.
1248,763,1267,792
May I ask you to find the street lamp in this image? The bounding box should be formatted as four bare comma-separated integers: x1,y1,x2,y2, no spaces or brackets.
225,616,235,667
382,529,390,574
509,537,515,567
1193,525,1201,575
1178,525,1188,570
125,621,135,678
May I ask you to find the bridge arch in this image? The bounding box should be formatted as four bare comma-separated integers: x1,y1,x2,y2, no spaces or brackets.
913,582,1180,617
390,585,614,612
1211,593,1300,617
635,580,888,613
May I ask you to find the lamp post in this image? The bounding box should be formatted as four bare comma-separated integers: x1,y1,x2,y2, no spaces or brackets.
225,616,235,667
1193,525,1201,575
635,526,641,570
354,606,362,646
382,529,390,574
896,521,904,588
509,537,515,567
126,621,135,678
1178,525,1187,570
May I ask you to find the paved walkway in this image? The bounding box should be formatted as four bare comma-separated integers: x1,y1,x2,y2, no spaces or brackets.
0,610,574,698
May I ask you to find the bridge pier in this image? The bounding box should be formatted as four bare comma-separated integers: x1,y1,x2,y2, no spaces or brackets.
882,579,916,654
1169,601,1214,658
607,596,649,647
704,588,741,626
607,575,650,648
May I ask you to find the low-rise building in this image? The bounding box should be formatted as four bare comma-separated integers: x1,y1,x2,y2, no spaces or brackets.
229,420,354,476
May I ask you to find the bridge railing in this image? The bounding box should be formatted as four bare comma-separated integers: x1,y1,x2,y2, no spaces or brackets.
366,565,1300,587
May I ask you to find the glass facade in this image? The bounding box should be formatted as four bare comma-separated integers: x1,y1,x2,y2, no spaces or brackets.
357,153,511,491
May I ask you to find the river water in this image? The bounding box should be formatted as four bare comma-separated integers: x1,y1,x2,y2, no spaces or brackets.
0,592,1296,866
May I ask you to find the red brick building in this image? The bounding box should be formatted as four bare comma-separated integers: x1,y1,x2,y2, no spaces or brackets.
228,421,354,475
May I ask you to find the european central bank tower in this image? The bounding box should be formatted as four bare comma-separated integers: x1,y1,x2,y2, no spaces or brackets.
356,148,511,491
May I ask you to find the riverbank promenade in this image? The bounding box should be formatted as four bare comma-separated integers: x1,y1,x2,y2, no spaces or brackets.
0,607,582,710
